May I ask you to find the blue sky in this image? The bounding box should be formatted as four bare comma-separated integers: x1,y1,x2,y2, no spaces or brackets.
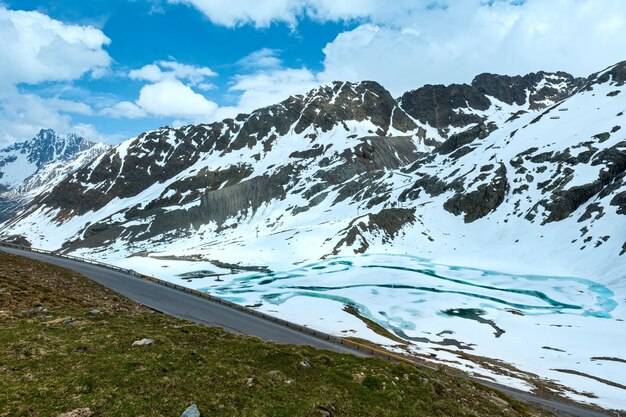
1,0,626,145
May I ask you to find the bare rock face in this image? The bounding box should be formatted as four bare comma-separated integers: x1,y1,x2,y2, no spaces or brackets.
472,71,583,110
533,141,626,224
435,122,498,156
398,83,489,130
333,208,416,254
583,60,626,91
399,71,583,137
443,164,509,223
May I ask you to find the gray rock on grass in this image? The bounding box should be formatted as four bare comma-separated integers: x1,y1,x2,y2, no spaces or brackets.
131,338,154,346
57,408,93,417
180,404,200,417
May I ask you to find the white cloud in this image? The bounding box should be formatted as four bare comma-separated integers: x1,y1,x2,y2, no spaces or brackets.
165,0,456,28
0,6,111,144
105,60,219,123
137,79,218,120
170,0,626,97
158,61,217,84
0,88,114,144
304,0,379,22
129,64,164,83
212,67,318,121
101,101,147,119
167,0,302,28
237,48,283,69
230,68,317,111
110,53,315,124
0,6,111,87
129,60,217,86
318,0,626,94
165,0,407,27
71,123,124,143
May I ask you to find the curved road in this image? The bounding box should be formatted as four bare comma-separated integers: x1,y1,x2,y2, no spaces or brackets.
0,246,359,355
0,246,615,417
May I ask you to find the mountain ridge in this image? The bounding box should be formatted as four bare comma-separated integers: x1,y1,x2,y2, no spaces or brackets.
0,63,624,275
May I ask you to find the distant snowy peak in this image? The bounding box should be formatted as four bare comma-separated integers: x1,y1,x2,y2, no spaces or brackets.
0,129,109,222
0,129,107,188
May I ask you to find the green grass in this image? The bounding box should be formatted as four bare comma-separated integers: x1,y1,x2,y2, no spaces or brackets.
0,252,549,417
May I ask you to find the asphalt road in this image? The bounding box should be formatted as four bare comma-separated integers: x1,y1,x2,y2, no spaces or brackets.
1,246,615,417
0,246,360,356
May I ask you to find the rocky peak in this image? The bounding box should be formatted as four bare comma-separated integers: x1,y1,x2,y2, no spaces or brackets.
398,83,490,130
583,60,626,90
0,129,109,222
5,129,100,169
398,71,583,135
281,81,417,135
204,81,419,155
472,71,583,109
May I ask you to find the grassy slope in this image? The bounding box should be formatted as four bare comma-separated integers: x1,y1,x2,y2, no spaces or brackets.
0,252,550,417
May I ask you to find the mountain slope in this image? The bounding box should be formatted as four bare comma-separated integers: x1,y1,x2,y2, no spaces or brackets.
0,70,586,257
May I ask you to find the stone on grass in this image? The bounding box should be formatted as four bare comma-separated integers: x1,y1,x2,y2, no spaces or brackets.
57,408,93,417
132,338,154,346
316,405,334,417
25,306,44,317
87,309,101,317
180,403,201,417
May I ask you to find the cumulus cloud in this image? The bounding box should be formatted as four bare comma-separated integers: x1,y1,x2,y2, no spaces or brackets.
0,88,102,145
167,0,302,28
237,48,283,70
171,0,626,97
0,6,111,87
318,0,626,94
213,67,318,120
101,101,147,119
129,60,217,86
137,79,218,119
0,6,111,144
105,61,219,123
112,48,316,123
165,0,407,27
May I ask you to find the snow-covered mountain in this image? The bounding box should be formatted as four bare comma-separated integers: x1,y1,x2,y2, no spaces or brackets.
1,63,625,409
0,70,588,256
0,129,109,222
